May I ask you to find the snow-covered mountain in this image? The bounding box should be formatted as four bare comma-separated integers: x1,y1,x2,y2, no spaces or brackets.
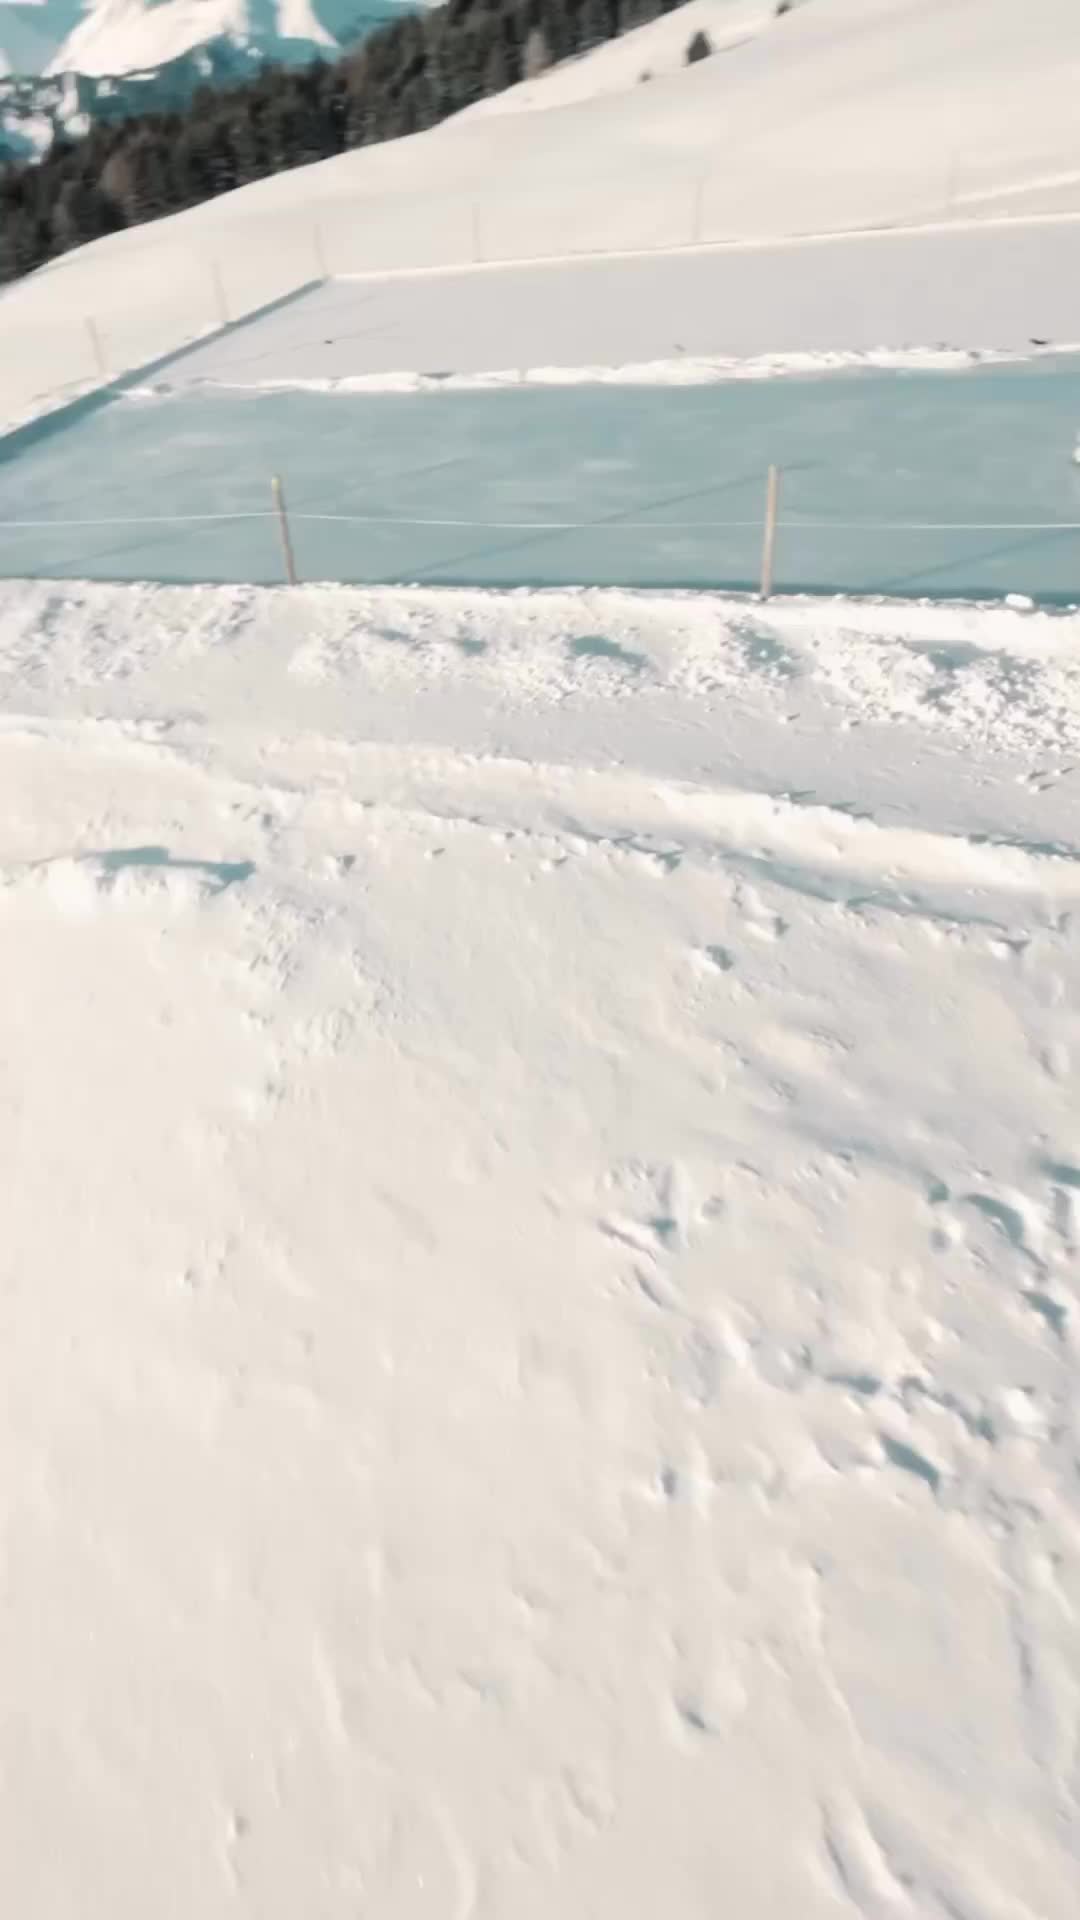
0,38,266,160
0,0,406,78
0,0,419,159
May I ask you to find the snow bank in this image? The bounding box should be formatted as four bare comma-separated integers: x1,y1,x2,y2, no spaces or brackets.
148,343,1057,397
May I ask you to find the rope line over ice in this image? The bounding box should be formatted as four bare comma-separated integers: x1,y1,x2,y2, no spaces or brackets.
2,514,1079,532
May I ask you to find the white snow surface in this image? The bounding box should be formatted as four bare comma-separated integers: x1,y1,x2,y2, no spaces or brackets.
459,0,811,120
0,573,1078,1915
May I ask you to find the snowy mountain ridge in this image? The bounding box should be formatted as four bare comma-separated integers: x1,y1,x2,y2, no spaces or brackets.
0,0,420,160
0,0,405,79
0,39,265,160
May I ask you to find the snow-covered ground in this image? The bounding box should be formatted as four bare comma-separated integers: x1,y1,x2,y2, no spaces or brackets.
0,573,1078,1916
459,0,811,121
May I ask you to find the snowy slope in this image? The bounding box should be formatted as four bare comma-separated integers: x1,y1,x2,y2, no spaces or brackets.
2,0,1078,431
0,573,1077,1918
461,0,809,119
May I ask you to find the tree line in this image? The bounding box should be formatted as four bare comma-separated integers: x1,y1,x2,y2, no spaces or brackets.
0,0,694,284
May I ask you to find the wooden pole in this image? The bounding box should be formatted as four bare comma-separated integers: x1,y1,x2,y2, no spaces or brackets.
271,475,298,587
691,173,706,245
760,464,781,600
86,316,107,380
211,259,229,328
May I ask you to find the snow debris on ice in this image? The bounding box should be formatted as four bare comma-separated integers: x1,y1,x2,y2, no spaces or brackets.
144,343,1045,399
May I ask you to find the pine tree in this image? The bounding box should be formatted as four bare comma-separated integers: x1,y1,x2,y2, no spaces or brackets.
101,131,174,225
51,173,120,253
0,201,45,282
483,29,512,95
581,0,616,53
523,25,552,78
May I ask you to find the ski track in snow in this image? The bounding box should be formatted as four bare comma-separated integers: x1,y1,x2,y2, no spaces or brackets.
0,577,1078,1914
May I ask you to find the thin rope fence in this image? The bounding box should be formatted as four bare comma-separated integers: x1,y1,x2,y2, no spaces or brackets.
2,514,1079,533
3,464,1077,600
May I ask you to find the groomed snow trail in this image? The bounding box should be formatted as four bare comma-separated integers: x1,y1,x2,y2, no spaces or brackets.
0,578,1077,1917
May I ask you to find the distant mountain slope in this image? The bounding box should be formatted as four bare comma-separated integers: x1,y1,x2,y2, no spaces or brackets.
0,0,412,78
0,0,422,161
1,39,262,162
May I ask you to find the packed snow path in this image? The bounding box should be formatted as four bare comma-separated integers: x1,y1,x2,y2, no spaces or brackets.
0,577,1077,1917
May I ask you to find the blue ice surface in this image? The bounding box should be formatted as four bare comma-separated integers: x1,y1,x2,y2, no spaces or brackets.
1,356,1078,599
